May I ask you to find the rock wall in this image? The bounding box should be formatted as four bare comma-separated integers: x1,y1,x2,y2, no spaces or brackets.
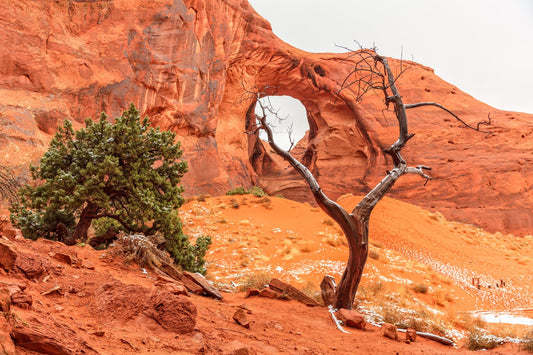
0,0,531,235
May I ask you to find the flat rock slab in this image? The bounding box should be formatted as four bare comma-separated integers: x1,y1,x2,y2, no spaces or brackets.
11,327,73,355
183,271,223,300
269,278,320,307
0,240,17,271
232,308,250,329
335,309,366,329
158,263,204,295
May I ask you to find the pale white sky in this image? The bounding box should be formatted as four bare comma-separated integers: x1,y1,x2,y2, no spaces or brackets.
249,0,533,149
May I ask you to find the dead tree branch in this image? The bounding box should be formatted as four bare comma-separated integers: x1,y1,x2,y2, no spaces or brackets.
246,46,490,311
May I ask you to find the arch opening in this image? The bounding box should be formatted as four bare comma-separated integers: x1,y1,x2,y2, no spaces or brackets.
255,95,309,151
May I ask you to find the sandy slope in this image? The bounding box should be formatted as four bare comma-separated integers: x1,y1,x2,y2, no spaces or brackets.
182,194,533,313
0,194,532,354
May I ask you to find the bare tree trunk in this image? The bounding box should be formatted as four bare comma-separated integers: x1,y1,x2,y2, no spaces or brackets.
251,48,486,311
66,202,99,245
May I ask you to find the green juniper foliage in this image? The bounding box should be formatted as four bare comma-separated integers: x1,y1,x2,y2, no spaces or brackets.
10,104,210,273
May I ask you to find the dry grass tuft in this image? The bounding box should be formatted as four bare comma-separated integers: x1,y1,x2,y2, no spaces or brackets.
432,288,453,307
298,241,313,253
466,330,503,350
412,283,429,294
522,330,533,353
321,232,347,247
237,273,272,291
258,196,272,209
368,249,380,260
301,280,322,304
322,218,335,226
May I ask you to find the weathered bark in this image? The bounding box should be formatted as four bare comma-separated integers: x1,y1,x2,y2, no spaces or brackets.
67,202,99,245
320,275,337,307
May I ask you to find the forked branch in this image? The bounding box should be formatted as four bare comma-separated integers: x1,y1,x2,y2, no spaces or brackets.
244,45,489,312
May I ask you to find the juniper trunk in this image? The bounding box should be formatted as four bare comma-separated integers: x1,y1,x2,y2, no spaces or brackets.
68,202,99,245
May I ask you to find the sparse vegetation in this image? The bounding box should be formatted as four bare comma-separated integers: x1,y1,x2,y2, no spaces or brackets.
226,186,267,197
368,249,380,260
523,330,533,353
322,218,335,226
301,281,322,304
229,199,240,209
226,186,248,195
237,272,272,291
258,196,272,209
412,283,429,294
432,288,452,307
466,330,503,350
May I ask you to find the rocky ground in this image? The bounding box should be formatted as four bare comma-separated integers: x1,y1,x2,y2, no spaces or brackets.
0,194,532,354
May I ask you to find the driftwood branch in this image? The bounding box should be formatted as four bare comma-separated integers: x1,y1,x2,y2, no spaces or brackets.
396,328,454,346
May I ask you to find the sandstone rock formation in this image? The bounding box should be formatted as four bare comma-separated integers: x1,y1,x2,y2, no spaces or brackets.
0,0,531,235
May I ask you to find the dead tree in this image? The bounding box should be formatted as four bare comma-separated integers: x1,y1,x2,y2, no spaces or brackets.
248,48,490,311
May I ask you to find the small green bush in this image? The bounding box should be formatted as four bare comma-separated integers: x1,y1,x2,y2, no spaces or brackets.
226,186,267,197
249,186,267,197
226,186,248,195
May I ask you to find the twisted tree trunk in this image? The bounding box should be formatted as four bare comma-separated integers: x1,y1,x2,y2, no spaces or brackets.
67,202,99,245
252,49,483,310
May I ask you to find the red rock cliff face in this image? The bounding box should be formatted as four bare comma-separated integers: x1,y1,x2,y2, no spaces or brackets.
1,0,531,236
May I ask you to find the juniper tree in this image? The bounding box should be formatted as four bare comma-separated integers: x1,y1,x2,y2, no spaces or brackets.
10,104,210,273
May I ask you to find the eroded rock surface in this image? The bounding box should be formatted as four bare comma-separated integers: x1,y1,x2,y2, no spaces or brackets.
0,0,531,235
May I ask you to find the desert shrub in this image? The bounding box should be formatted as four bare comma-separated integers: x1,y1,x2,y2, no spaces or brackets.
322,218,335,226
301,281,322,304
366,280,385,296
453,314,486,332
522,330,533,353
249,186,267,197
298,241,313,253
466,330,503,350
226,186,248,195
237,273,272,291
9,104,210,273
412,283,429,294
229,199,240,209
258,196,272,209
368,249,380,260
226,186,267,197
274,194,285,198
322,232,347,247
433,289,452,306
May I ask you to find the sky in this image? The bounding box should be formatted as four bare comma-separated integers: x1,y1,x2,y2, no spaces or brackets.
248,0,533,149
